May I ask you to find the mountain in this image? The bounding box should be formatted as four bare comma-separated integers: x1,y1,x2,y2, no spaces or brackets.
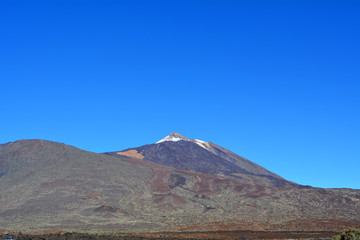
0,137,360,233
106,133,294,187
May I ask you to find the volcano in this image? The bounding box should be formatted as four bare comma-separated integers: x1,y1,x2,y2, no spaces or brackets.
106,132,295,188
0,134,359,233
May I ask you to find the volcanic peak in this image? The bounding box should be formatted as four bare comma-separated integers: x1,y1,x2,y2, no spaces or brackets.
156,132,192,143
156,132,213,151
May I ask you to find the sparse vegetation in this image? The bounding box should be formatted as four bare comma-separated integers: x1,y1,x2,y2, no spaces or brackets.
0,231,342,240
333,229,360,240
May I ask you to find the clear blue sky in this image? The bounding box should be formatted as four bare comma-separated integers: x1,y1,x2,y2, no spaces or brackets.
1,0,359,189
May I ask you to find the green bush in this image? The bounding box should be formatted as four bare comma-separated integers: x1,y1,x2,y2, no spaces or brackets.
333,229,360,240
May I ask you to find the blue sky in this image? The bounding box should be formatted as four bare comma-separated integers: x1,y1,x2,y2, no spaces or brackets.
1,0,359,189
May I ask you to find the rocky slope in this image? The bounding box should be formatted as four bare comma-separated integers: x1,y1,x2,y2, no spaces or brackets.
0,137,359,233
106,133,294,188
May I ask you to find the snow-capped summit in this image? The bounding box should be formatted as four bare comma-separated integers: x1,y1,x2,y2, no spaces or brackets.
156,132,191,143
156,132,213,150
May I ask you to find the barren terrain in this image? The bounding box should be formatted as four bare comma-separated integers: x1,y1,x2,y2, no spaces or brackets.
0,138,359,235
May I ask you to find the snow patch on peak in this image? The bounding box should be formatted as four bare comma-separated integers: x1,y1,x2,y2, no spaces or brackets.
194,139,210,150
156,136,187,143
156,133,210,149
156,133,191,144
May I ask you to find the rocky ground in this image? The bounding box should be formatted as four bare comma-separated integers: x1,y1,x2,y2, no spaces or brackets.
1,231,338,240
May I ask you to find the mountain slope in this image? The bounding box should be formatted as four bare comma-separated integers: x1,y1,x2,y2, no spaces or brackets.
201,141,282,178
110,140,251,175
0,138,360,233
0,140,159,230
107,133,294,187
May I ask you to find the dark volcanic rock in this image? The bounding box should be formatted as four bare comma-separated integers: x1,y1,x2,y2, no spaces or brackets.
106,134,296,188
114,141,252,175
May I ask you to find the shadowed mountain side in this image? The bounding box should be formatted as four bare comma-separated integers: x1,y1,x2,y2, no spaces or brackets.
107,141,252,175
0,139,360,233
205,142,282,178
107,140,296,188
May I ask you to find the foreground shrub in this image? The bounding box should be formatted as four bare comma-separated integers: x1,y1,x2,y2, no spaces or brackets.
333,229,360,240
